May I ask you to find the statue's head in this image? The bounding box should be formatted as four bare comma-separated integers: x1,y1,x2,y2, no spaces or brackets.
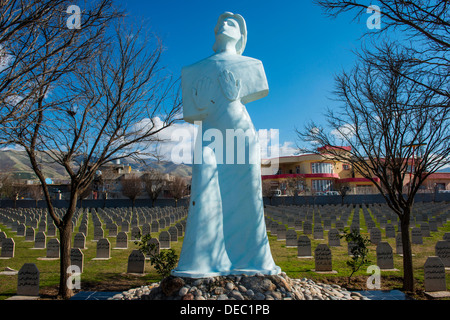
213,12,247,55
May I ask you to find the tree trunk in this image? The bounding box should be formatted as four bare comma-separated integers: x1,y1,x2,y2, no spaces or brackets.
58,220,73,299
400,208,414,292
58,192,78,299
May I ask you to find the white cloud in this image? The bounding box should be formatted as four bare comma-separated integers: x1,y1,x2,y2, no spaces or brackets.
331,123,356,141
143,122,299,165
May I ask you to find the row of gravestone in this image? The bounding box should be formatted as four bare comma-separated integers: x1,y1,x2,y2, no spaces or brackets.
9,252,448,298
264,213,450,268
266,202,449,244
0,206,187,261
10,249,152,297
264,207,450,273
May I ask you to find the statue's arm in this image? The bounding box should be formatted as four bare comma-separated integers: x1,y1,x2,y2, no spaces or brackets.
218,70,241,101
218,58,269,105
192,77,216,110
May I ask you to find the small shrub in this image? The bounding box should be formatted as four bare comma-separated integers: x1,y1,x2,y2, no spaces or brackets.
134,233,178,278
340,229,371,284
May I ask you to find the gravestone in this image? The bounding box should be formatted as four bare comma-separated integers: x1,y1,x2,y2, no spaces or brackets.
73,232,86,249
350,223,360,235
93,226,104,241
70,248,84,273
366,220,375,230
175,223,184,237
115,232,128,249
395,232,403,255
79,223,88,236
347,241,357,257
1,238,15,258
108,224,118,237
421,223,431,237
385,224,396,238
168,226,178,242
335,221,345,233
297,235,312,258
328,229,341,247
376,242,395,270
314,244,333,272
369,228,382,245
16,224,26,236
443,233,450,242
285,229,297,248
47,223,57,237
429,220,438,232
303,221,312,235
151,221,159,233
46,239,60,258
159,231,171,249
268,221,277,235
122,221,130,233
147,237,160,257
17,263,39,296
159,218,166,229
34,231,46,249
323,219,331,231
95,238,110,259
276,225,287,241
0,231,6,247
38,220,47,233
127,250,145,274
313,225,324,240
411,228,423,245
25,227,35,242
294,220,302,232
424,256,446,292
131,226,141,241
435,241,450,268
142,223,151,237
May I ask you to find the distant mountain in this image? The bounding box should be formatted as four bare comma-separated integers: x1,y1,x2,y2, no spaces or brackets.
115,157,192,177
0,150,192,180
0,149,68,181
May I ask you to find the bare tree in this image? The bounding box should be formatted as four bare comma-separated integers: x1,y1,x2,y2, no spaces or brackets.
0,173,25,207
142,169,166,207
28,183,43,208
3,15,181,299
262,179,275,205
297,43,449,292
121,174,143,210
314,0,449,99
0,0,121,130
334,180,350,205
170,175,187,207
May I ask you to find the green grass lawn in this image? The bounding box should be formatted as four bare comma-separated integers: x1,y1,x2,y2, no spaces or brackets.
0,206,449,300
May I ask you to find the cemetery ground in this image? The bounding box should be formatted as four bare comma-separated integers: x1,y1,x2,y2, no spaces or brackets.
0,205,449,300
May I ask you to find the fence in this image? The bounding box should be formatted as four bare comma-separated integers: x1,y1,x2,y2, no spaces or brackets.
1,192,448,209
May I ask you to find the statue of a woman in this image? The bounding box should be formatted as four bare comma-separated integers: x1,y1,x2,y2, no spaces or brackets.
172,12,280,278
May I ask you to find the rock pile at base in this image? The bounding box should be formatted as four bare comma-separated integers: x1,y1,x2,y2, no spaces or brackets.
109,272,369,301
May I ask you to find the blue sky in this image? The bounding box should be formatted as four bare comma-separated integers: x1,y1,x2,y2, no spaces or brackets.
122,0,378,156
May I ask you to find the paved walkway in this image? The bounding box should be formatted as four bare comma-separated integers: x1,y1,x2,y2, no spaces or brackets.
70,290,414,300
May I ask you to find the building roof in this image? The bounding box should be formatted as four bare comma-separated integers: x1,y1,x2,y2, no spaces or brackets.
317,145,352,153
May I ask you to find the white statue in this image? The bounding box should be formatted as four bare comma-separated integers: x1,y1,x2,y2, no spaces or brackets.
171,12,280,278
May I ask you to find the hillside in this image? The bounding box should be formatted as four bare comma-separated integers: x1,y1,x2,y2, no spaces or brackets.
0,150,68,181
0,150,192,180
